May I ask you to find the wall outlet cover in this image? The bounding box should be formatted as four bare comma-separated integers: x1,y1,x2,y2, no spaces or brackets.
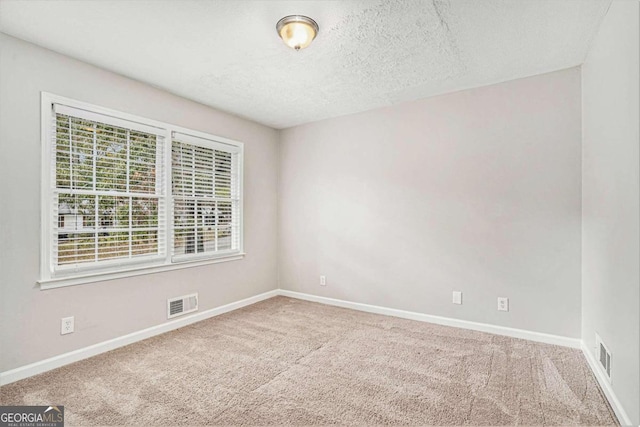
452,291,462,304
61,316,74,335
497,297,509,312
320,275,326,286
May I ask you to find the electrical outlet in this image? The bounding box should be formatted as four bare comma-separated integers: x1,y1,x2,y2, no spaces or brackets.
61,316,74,335
452,291,462,305
320,275,326,286
497,297,509,312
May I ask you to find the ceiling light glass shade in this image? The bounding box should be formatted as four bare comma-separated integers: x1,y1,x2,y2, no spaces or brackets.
276,15,319,50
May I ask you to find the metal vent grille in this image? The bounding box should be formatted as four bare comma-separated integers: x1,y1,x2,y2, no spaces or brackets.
595,332,612,381
167,293,198,319
599,343,611,377
169,299,183,316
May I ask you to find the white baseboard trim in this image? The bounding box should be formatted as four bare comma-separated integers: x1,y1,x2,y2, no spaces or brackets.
4,284,624,424
279,291,636,422
0,289,279,386
277,290,582,349
581,341,632,426
2,287,629,424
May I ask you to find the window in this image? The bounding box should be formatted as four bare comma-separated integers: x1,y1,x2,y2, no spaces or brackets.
171,134,240,261
50,105,165,271
41,93,243,287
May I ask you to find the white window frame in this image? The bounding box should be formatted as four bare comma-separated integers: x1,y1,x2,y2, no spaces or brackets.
40,92,244,289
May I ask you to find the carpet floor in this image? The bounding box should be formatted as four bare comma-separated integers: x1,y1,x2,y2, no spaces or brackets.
1,296,617,426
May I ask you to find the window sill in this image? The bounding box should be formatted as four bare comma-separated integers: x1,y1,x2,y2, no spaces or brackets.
38,253,246,290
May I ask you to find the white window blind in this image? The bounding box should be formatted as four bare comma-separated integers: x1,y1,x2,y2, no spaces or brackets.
42,94,244,286
50,104,165,273
171,133,241,261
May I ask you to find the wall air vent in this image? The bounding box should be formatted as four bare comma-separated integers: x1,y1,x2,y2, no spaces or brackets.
595,332,612,381
167,293,198,319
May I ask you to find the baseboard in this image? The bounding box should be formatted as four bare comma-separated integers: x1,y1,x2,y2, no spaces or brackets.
0,289,279,386
278,290,637,421
581,341,632,426
2,287,629,424
277,290,582,349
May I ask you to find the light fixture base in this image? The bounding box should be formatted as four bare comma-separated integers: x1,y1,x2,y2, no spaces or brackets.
276,15,319,51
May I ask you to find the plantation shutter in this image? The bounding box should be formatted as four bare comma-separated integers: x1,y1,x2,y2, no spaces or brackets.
171,132,241,261
50,104,166,274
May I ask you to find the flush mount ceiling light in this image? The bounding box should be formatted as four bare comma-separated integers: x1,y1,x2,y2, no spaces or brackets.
276,15,319,51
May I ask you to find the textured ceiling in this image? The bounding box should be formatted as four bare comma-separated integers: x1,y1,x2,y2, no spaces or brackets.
0,0,611,129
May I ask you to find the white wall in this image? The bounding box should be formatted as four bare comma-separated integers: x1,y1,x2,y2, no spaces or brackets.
0,34,279,372
582,1,640,425
279,68,583,338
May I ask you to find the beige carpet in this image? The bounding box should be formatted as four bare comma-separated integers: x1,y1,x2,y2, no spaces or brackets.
1,296,617,426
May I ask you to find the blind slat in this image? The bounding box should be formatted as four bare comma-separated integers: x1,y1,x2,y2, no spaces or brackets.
172,132,241,153
55,104,165,136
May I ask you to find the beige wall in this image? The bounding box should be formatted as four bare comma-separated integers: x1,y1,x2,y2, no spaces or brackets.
279,68,583,338
582,1,640,424
0,34,279,372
